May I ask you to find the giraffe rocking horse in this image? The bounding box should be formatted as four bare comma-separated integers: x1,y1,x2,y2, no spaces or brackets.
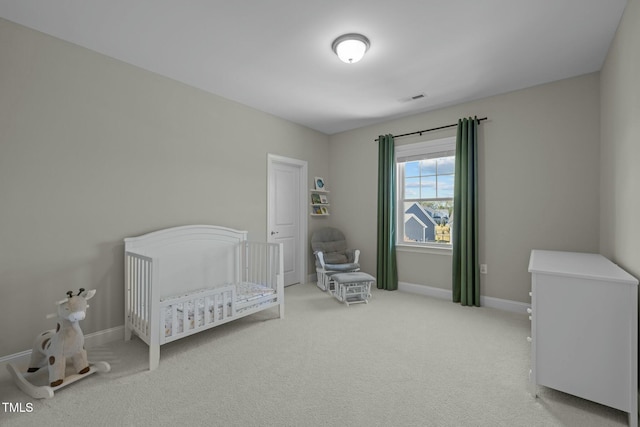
6,288,111,399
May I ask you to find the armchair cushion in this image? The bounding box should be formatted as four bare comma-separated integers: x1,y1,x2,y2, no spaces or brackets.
311,227,357,265
323,252,349,264
325,262,360,272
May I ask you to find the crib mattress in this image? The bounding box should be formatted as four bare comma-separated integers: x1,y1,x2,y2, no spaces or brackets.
161,283,276,337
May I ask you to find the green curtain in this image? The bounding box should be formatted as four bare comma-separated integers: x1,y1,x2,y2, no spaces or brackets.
376,134,398,290
452,117,480,306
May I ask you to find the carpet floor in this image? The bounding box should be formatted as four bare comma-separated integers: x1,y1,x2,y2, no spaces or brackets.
0,283,633,426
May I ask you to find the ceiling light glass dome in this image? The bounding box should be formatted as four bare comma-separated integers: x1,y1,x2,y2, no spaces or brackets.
332,33,370,64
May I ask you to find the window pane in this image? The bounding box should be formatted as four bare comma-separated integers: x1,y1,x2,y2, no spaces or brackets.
420,159,436,176
404,177,420,199
402,202,426,243
437,156,455,174
402,201,452,243
405,161,420,177
437,174,455,198
420,176,437,198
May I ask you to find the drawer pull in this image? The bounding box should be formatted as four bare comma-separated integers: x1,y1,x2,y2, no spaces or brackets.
526,308,532,314
529,292,532,297
527,336,532,343
529,315,532,321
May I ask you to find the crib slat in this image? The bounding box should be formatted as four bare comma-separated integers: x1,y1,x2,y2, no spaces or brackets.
222,292,228,320
183,302,189,332
132,257,138,330
135,257,139,329
138,258,143,332
145,258,150,333
192,300,197,331
141,257,148,334
139,258,144,333
136,257,142,331
137,258,142,332
204,296,211,325
169,305,174,337
127,256,132,324
130,256,138,330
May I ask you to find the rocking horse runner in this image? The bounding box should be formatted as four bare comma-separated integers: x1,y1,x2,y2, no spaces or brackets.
6,288,110,399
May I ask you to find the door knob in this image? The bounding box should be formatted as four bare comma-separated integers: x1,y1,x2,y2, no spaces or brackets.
271,231,279,235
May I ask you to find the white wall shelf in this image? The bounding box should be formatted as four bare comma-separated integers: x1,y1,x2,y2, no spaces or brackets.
310,189,330,216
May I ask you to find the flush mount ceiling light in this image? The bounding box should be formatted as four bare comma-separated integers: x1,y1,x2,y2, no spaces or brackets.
331,33,370,64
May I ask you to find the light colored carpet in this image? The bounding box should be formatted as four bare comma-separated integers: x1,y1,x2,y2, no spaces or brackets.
0,283,633,426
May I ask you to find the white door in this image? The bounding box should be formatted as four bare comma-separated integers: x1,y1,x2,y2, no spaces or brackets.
267,155,307,286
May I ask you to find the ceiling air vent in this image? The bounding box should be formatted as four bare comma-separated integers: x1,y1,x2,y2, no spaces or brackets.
399,93,427,103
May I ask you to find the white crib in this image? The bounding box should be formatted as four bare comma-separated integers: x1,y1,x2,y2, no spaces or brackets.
124,225,284,370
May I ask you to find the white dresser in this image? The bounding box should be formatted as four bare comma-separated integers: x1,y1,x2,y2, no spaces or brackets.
528,250,638,427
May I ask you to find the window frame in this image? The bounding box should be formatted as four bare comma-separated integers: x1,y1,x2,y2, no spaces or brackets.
395,136,456,253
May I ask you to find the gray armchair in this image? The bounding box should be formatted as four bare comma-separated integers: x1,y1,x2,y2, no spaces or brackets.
311,227,360,291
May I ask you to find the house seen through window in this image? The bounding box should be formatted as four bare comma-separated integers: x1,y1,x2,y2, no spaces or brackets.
396,136,455,247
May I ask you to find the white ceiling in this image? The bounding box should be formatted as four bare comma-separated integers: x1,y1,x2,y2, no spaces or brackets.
0,1,627,135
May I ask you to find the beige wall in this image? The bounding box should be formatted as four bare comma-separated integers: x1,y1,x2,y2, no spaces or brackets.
599,0,640,385
0,19,329,356
3,1,636,358
329,73,601,303
600,0,640,279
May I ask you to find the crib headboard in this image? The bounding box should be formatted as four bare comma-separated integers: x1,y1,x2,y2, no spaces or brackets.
124,225,248,299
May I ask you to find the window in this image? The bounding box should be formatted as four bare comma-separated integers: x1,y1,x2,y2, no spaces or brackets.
396,137,455,247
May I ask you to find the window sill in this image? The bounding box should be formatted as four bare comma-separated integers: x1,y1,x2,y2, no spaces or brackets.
396,244,453,256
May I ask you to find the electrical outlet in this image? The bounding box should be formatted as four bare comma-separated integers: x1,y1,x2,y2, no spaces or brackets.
480,264,487,274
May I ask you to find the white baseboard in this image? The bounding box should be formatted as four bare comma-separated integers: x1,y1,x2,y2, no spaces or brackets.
398,281,530,315
85,325,124,347
0,349,32,366
0,325,124,365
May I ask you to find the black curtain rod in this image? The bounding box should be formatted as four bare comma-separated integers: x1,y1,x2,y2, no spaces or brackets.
374,117,488,142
